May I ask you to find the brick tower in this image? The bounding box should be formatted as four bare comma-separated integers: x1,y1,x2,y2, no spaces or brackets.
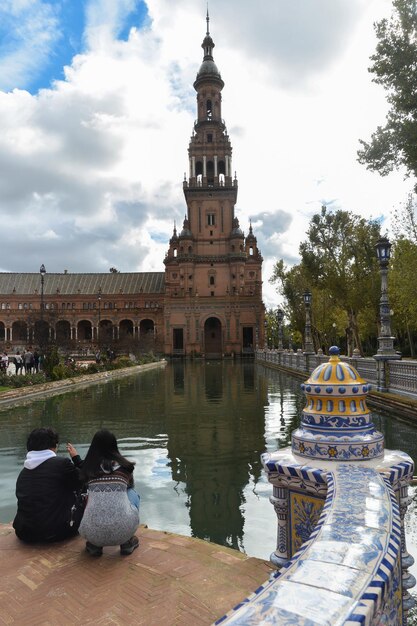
164,12,264,357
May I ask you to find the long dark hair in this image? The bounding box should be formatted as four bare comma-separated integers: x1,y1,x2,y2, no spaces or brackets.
80,429,135,481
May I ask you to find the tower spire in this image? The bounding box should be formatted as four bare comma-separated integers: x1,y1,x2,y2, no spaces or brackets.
206,3,210,36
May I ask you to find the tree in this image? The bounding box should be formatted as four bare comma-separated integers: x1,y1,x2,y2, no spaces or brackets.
357,0,417,184
299,207,381,355
271,207,382,356
269,260,308,344
392,192,417,242
389,238,417,355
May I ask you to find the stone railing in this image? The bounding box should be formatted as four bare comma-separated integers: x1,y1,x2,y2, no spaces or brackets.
215,460,410,625
389,359,417,396
256,350,416,398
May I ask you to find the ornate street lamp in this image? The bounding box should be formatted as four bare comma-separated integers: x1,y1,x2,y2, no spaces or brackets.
97,288,102,343
264,319,267,349
39,263,46,319
276,308,284,352
375,238,398,357
303,290,315,354
374,237,400,389
39,264,46,320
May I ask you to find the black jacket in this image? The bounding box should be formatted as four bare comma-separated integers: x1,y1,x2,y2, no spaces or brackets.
13,455,83,543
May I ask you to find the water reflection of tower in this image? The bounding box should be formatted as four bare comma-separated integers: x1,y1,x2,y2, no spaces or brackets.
165,360,268,550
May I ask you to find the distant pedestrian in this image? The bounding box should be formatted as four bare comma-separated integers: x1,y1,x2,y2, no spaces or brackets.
14,352,23,375
33,351,40,373
1,352,8,373
24,349,34,374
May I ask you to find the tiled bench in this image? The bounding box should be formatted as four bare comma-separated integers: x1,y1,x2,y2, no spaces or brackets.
215,464,401,625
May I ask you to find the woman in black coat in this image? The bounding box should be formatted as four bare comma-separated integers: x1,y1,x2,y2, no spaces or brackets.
13,427,83,543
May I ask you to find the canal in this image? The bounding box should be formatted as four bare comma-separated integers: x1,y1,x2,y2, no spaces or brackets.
0,360,416,617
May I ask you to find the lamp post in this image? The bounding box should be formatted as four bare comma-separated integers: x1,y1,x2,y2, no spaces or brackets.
97,288,102,343
264,319,267,349
38,264,47,349
303,290,315,354
374,237,400,390
277,308,284,352
375,238,398,357
40,264,46,320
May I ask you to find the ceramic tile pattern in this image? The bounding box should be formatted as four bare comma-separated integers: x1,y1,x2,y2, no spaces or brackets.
215,352,414,625
214,464,402,625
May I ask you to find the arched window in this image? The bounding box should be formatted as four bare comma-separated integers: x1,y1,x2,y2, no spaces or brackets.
196,161,203,185
207,160,214,186
209,276,215,285
206,99,212,119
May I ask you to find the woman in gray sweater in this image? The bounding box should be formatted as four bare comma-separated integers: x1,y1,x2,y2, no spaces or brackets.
78,429,140,556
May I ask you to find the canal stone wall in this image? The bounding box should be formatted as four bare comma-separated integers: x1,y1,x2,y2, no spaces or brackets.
0,360,167,408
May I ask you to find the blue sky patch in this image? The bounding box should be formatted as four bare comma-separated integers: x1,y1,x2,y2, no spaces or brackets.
0,0,150,94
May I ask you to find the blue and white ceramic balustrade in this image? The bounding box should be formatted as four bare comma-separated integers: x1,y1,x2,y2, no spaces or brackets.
215,347,415,626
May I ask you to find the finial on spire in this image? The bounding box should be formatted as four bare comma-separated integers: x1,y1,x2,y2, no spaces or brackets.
249,219,253,234
206,2,210,36
173,220,177,236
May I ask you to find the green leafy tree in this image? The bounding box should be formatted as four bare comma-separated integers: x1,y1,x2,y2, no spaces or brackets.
392,192,417,242
299,207,381,355
269,260,308,345
389,238,417,355
271,207,382,356
357,0,417,184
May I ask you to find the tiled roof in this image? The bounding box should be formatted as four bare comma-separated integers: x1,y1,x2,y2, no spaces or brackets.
0,272,165,296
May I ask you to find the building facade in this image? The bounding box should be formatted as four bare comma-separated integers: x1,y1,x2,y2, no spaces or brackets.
0,17,264,358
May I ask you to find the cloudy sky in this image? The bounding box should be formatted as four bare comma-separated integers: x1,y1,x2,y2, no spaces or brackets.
0,0,410,306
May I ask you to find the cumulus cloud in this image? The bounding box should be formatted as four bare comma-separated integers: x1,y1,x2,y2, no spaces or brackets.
0,0,411,307
0,1,60,91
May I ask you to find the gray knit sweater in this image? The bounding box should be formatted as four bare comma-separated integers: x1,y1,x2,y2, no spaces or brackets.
79,471,139,547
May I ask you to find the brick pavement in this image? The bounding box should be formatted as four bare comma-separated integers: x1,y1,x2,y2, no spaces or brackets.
0,523,273,625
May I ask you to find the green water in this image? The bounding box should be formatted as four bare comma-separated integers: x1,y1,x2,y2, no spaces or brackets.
1,360,416,605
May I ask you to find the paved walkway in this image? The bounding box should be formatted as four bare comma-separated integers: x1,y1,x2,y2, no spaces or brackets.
0,523,272,625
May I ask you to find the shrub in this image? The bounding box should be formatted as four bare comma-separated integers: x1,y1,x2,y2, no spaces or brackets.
42,345,60,379
50,364,75,381
111,356,133,369
85,363,101,374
